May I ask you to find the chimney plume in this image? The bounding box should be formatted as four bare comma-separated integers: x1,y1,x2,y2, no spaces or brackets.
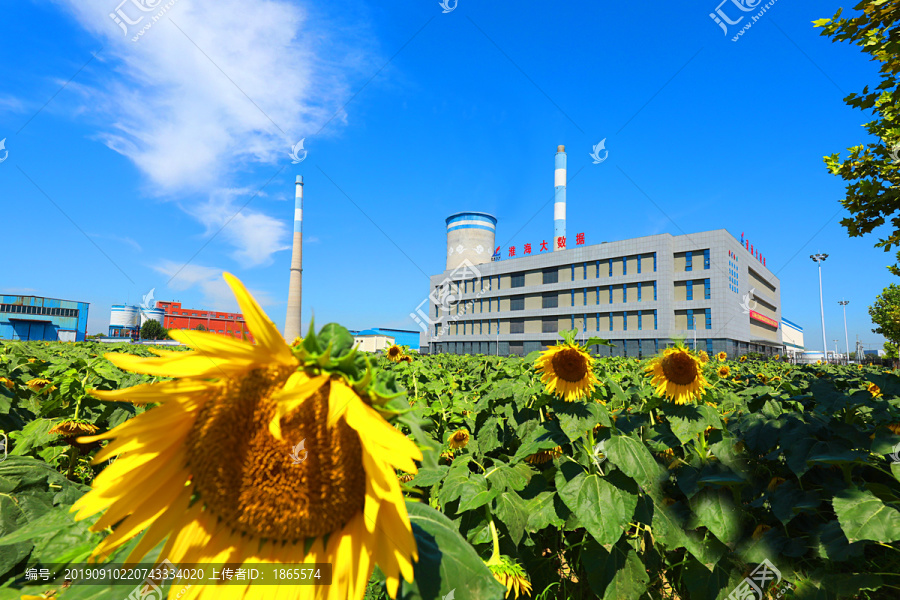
554,145,567,251
284,176,304,341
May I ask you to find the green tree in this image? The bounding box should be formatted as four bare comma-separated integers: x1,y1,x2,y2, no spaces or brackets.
195,324,207,331
140,319,169,340
869,284,900,366
884,341,898,359
817,2,900,273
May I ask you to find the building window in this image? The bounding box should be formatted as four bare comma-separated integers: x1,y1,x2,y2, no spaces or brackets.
704,249,710,270
653,253,657,272
687,309,694,331
542,318,557,333
596,260,600,278
704,278,711,300
686,251,693,272
571,290,575,305
542,293,558,308
623,285,627,303
480,321,483,334
623,312,628,331
686,281,693,301
623,257,627,276
654,310,658,330
596,313,600,330
706,339,713,354
510,296,525,311
638,312,642,330
609,314,613,332
609,287,613,303
637,256,642,274
596,287,600,304
653,281,658,301
706,308,712,329
571,264,576,280
638,284,642,302
487,320,491,334
571,315,575,330
583,288,587,304
609,260,613,277
543,268,558,284
511,273,525,288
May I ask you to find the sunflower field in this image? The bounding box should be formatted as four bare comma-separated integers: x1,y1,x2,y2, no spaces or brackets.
1,311,900,599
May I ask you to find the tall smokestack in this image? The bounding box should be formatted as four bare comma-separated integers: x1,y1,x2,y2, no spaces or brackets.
554,145,566,251
284,175,303,341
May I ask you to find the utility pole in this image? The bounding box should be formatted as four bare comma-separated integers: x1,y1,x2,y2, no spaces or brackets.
833,339,839,364
838,300,849,364
810,253,828,357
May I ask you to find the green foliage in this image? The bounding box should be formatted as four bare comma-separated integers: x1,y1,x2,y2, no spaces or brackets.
2,341,900,599
139,319,169,340
869,284,900,346
817,2,900,272
885,342,899,359
194,323,207,331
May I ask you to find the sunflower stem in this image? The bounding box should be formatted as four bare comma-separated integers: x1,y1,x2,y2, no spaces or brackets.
488,519,501,564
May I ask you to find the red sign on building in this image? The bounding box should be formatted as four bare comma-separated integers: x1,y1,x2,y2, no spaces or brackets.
749,310,778,329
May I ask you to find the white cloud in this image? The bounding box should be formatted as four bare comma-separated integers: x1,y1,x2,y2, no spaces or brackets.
53,0,360,192
151,260,278,310
184,187,290,267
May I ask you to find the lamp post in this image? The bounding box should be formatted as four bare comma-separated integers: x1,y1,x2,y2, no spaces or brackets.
810,253,828,359
838,300,849,363
833,339,839,364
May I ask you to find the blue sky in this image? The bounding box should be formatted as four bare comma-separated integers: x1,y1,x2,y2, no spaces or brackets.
0,0,891,354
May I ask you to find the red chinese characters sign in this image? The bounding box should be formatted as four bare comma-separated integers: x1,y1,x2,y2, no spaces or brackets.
504,234,584,260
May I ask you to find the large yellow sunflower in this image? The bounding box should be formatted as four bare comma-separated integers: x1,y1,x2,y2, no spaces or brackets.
448,429,470,449
717,365,730,378
71,273,422,600
534,341,599,401
644,347,708,404
716,351,727,362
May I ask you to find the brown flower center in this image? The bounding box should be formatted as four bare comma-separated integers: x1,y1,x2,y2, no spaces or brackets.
388,347,401,357
186,366,366,542
660,352,698,386
551,348,589,382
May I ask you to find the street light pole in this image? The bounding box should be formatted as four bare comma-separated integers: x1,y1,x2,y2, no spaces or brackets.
838,300,850,363
810,253,828,360
834,339,839,364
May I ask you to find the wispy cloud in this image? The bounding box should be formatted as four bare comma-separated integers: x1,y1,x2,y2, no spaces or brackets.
53,0,363,192
90,232,143,252
151,260,278,310
0,95,26,113
0,287,40,295
183,187,290,267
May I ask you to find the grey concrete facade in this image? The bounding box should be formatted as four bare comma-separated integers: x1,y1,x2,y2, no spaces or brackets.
422,229,781,358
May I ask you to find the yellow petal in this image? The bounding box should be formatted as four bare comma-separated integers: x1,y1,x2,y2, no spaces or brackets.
268,374,329,439
223,272,294,364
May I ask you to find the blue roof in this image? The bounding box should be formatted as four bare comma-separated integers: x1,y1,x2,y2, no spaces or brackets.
781,318,803,331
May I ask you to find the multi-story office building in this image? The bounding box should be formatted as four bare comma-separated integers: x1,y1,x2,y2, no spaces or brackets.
419,146,781,358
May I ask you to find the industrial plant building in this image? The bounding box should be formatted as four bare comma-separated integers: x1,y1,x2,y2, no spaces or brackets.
349,327,420,349
0,295,89,341
420,145,782,358
108,301,252,341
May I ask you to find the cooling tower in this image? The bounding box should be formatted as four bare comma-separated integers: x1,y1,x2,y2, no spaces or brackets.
445,212,497,272
140,307,165,326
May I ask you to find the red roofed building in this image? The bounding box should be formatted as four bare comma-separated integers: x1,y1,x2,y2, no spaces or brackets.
156,301,254,342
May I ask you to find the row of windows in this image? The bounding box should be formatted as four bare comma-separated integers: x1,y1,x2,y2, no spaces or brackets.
438,310,661,336
458,254,660,294
1,304,79,318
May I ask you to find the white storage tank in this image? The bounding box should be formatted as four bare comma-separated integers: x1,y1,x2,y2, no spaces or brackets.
140,307,165,326
445,211,497,272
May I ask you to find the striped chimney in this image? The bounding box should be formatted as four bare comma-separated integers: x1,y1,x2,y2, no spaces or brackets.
554,145,566,251
284,175,303,342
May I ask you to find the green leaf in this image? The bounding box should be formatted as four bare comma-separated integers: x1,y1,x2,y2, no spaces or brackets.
411,467,449,488
493,491,528,546
399,502,505,600
833,487,900,543
600,547,649,600
524,491,565,533
688,490,742,547
604,434,663,490
486,463,532,494
557,472,636,545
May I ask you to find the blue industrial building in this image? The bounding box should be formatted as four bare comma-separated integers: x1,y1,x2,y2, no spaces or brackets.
349,328,420,349
0,295,90,342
